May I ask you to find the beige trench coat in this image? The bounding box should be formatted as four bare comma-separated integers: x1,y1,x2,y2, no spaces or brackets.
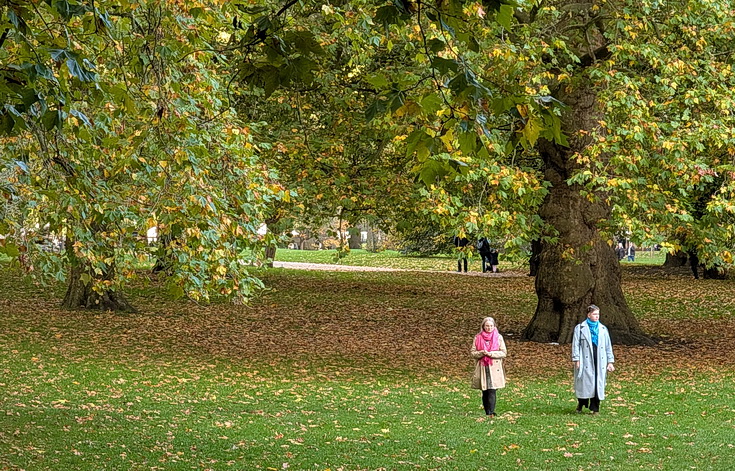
470,334,507,390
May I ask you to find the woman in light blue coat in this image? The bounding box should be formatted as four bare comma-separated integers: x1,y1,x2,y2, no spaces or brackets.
571,305,615,414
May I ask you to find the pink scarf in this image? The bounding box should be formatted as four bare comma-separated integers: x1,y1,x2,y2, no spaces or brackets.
474,328,499,366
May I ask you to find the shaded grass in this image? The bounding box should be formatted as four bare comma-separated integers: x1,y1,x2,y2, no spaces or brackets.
1,265,735,470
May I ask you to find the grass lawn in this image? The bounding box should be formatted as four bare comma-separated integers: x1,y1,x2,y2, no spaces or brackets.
275,248,530,273
1,264,734,470
274,248,668,272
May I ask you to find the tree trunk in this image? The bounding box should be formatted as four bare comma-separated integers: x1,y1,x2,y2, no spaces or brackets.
703,265,727,280
663,250,688,267
264,245,277,268
528,239,542,277
521,82,651,345
348,227,362,250
152,232,175,274
61,255,136,312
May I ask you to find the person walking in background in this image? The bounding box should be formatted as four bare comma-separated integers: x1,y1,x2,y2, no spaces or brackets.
627,243,636,262
454,235,470,272
615,242,625,261
489,247,500,273
572,305,615,415
477,237,492,273
688,249,700,279
471,317,507,416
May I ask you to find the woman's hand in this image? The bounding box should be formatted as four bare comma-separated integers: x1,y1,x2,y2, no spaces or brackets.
607,363,615,372
574,361,580,369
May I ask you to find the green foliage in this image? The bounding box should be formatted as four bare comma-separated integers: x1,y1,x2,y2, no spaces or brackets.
0,1,284,304
227,0,735,273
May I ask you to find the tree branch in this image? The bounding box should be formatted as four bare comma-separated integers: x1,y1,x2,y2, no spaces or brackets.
578,44,611,68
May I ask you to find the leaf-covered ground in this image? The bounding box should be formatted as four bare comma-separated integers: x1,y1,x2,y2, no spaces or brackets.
1,265,734,470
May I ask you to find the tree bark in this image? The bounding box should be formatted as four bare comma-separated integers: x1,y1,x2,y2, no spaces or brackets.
152,232,175,274
521,82,651,345
528,239,542,277
663,250,688,267
61,255,136,312
348,227,362,249
703,265,727,280
264,245,277,268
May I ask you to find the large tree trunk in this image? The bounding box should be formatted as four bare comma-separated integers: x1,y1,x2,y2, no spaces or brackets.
61,259,136,311
521,82,651,345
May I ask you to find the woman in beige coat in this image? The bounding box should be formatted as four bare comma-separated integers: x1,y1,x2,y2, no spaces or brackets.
471,317,507,416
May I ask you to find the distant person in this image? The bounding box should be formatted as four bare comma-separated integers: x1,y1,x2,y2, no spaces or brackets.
615,243,625,261
688,250,699,279
627,243,636,262
489,247,499,273
471,317,507,417
477,237,491,273
572,305,615,415
454,235,470,272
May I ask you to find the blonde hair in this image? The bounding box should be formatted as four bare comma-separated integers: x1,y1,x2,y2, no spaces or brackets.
480,317,496,331
587,304,600,314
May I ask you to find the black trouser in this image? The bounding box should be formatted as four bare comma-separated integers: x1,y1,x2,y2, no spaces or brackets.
457,258,468,272
480,253,491,272
482,388,497,415
578,344,600,412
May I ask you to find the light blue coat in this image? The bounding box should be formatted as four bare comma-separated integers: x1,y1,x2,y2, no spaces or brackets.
571,322,614,400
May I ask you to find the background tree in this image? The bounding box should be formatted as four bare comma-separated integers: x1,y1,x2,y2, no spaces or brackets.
0,1,284,309
228,0,735,344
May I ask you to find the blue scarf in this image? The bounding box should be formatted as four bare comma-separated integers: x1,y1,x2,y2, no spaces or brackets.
586,319,599,345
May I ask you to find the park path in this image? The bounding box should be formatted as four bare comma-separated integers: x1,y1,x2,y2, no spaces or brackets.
273,261,524,276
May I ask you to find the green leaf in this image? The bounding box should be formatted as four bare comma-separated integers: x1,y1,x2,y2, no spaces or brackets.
431,57,459,74
66,58,97,82
70,109,93,127
458,132,478,155
42,110,62,131
168,283,185,299
427,38,445,53
365,99,387,122
2,243,20,258
496,4,514,30
520,116,543,149
53,0,88,20
80,273,92,286
366,73,390,89
374,5,402,27
420,93,444,116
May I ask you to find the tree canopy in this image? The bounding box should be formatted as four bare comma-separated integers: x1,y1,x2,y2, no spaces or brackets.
3,0,735,343
1,0,286,308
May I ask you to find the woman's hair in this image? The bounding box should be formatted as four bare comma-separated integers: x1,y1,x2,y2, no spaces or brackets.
480,317,496,331
587,304,600,314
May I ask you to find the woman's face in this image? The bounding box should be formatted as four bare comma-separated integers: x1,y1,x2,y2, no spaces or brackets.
483,319,495,332
587,310,600,322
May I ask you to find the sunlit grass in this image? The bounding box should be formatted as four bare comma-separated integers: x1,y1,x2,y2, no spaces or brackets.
274,248,526,272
